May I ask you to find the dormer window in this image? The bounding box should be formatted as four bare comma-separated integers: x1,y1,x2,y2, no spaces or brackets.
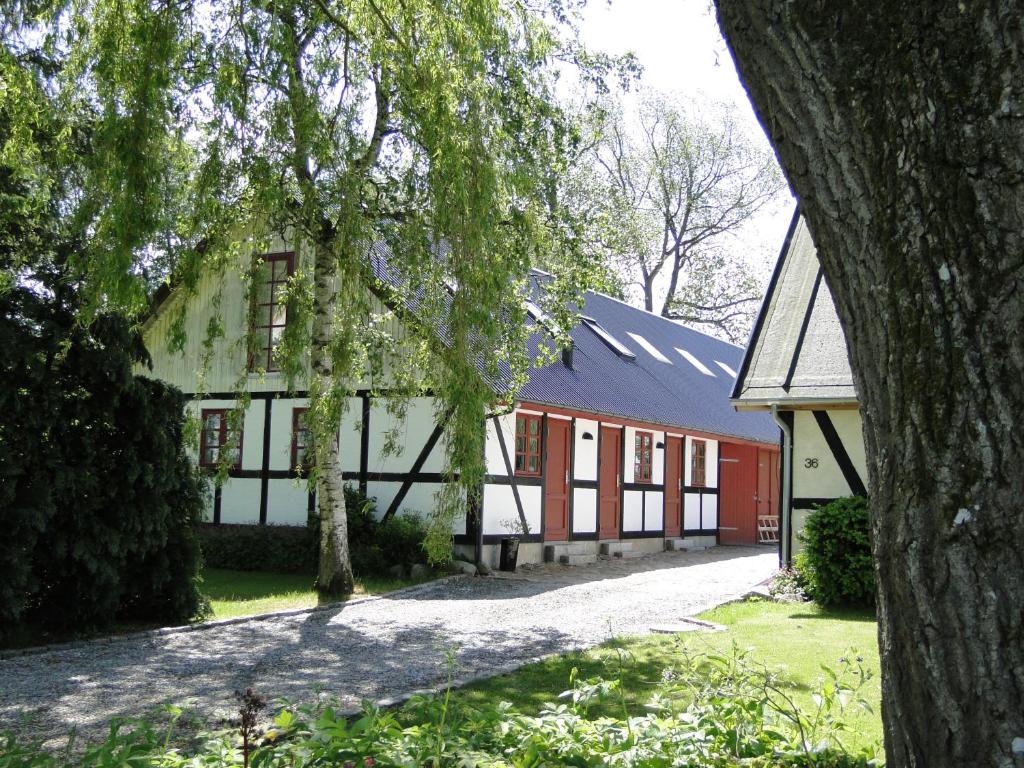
250,252,294,372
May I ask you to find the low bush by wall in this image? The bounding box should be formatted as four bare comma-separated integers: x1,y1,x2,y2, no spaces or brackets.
198,484,429,576
795,496,875,608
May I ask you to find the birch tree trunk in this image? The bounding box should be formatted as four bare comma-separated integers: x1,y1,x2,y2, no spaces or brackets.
716,2,1024,766
311,240,355,598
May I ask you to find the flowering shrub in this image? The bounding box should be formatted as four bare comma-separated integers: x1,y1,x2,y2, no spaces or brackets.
0,646,879,767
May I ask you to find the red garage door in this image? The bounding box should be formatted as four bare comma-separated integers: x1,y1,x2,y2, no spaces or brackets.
718,443,758,544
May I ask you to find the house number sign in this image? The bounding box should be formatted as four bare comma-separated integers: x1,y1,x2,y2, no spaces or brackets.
804,458,819,469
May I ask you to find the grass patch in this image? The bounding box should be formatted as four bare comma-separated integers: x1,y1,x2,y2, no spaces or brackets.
455,599,882,752
201,568,438,620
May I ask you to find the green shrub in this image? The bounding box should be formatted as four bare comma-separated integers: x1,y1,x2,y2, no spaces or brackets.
199,485,428,578
796,496,875,607
0,287,207,638
198,523,318,574
0,646,878,767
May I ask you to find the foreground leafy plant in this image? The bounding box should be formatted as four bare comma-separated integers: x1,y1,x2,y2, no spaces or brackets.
0,646,879,767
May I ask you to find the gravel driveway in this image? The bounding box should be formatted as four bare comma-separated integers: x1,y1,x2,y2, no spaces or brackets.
0,546,776,747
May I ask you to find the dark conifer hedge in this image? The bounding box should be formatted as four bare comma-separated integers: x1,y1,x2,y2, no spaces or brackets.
0,287,208,639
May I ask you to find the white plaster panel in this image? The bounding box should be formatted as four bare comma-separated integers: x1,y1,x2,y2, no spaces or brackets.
683,492,702,530
368,403,411,473
241,401,265,471
623,490,644,531
644,491,664,531
623,426,637,483
485,413,517,476
651,431,665,484
367,481,401,520
269,398,311,471
573,419,599,481
409,398,447,474
572,488,597,533
219,478,262,524
701,494,718,529
392,482,443,519
266,478,310,525
338,397,363,472
793,410,865,500
482,484,542,535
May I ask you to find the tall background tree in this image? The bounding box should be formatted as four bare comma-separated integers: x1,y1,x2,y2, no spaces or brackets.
6,0,624,596
571,90,784,341
716,2,1024,766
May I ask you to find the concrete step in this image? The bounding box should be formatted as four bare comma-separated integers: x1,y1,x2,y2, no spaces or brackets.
544,542,593,562
665,537,714,552
558,553,598,566
599,541,634,556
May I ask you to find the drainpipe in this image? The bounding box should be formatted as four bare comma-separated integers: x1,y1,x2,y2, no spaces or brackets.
770,404,792,568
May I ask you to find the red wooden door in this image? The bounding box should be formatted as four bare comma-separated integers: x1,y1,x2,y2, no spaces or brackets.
598,426,621,539
719,443,758,544
664,436,682,537
543,418,570,541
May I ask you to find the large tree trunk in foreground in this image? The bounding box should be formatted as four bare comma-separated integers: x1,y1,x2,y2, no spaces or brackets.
716,3,1024,766
312,241,355,598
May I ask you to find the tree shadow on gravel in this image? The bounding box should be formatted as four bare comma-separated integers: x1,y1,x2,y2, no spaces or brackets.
0,608,575,755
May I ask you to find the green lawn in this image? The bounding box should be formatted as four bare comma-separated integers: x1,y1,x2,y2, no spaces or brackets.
455,599,882,753
201,567,437,620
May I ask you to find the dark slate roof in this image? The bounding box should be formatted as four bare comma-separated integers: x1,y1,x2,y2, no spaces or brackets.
518,288,779,444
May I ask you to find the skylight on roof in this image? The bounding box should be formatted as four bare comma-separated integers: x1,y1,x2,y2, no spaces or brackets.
675,347,716,376
582,316,635,360
627,332,672,364
715,360,737,377
525,300,551,325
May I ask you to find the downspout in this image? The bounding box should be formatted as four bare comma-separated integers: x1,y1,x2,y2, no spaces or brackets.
770,404,793,567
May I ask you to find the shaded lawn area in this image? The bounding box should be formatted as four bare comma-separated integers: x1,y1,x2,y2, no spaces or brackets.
454,599,882,753
201,567,438,620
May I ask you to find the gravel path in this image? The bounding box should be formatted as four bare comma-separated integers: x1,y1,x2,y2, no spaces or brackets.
0,546,776,747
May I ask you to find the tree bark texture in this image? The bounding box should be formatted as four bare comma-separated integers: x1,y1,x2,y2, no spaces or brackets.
716,2,1024,766
312,240,356,598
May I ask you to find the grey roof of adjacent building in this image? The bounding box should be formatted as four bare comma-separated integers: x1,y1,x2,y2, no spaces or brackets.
731,212,859,408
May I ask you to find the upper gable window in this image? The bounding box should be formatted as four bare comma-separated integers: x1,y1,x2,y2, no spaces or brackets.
250,252,294,372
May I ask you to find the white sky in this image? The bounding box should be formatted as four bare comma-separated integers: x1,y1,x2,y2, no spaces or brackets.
574,0,797,288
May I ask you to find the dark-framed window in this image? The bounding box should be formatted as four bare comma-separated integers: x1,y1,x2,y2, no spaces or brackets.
514,413,542,476
634,430,653,483
250,252,294,372
691,439,707,487
291,407,312,471
200,409,243,469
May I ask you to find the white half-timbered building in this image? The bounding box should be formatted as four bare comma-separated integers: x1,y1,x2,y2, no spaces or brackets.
145,238,781,566
731,212,868,564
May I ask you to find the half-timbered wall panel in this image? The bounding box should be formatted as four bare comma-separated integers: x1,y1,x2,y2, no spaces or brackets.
219,479,262,524
644,491,664,530
573,419,599,481
484,413,517,476
266,480,310,526
483,484,542,535
623,490,644,531
683,493,701,530
572,488,597,533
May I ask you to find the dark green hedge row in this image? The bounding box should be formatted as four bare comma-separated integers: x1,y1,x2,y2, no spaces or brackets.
198,484,428,576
